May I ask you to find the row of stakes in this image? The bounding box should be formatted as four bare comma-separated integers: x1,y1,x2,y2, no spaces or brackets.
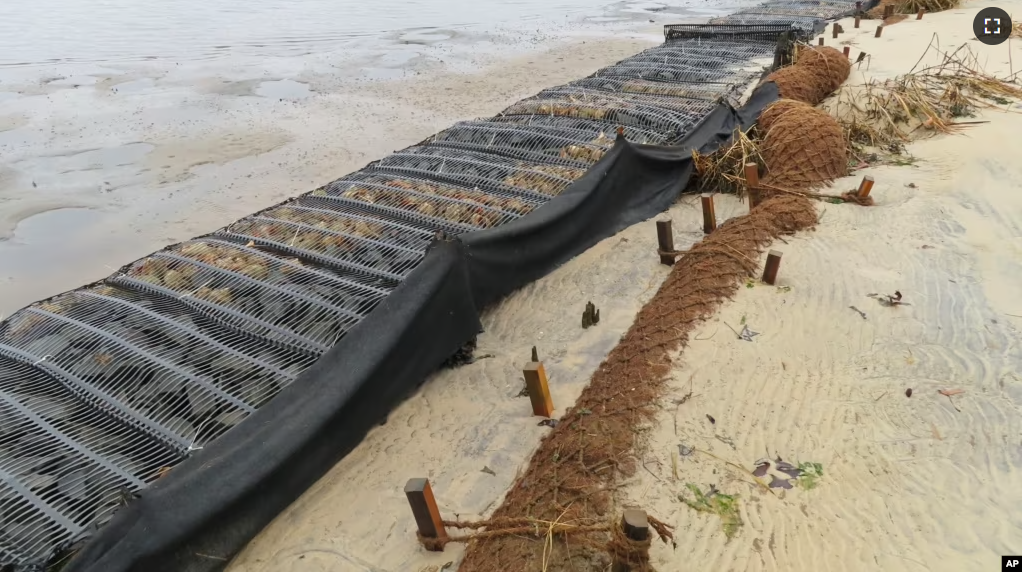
404,167,877,565
656,163,876,285
820,3,926,51
404,347,651,568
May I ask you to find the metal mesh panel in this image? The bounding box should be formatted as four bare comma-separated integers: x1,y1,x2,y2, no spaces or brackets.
423,121,614,166
0,286,310,452
0,356,181,566
216,202,432,281
485,115,668,145
530,88,717,117
109,239,391,354
593,62,758,86
367,145,585,198
731,1,858,19
709,14,825,32
622,52,762,71
560,77,734,102
663,23,797,41
497,94,709,142
641,43,779,64
322,172,538,231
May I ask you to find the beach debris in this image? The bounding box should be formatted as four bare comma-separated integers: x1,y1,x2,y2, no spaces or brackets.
752,459,771,477
581,301,601,329
775,459,803,478
904,388,913,398
481,466,496,476
939,388,964,411
680,483,742,539
739,325,759,341
441,337,478,368
849,306,867,319
769,475,794,489
678,444,695,457
537,419,558,428
868,291,909,307
706,414,716,425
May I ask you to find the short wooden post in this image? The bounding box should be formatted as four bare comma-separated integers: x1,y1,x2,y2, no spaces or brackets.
656,220,674,265
611,510,651,572
843,46,851,58
405,478,447,550
855,15,861,28
855,0,862,10
745,162,761,208
762,250,783,285
701,194,717,234
818,37,824,46
857,175,875,198
856,51,868,63
875,25,884,38
883,4,894,18
524,362,555,418
832,26,839,39
916,8,924,19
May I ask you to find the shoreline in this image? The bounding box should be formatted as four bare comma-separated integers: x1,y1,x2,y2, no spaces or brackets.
0,28,673,317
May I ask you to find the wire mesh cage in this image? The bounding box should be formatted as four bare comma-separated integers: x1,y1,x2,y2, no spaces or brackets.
730,1,858,19
663,23,797,41
529,88,718,118
642,42,780,65
559,77,734,102
367,145,586,199
322,171,538,232
497,93,710,143
592,62,758,87
420,122,607,167
216,201,433,282
621,50,765,72
708,14,826,34
108,239,393,355
0,355,182,567
484,114,668,145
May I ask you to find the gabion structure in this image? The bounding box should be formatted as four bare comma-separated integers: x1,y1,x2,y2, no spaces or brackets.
0,4,856,567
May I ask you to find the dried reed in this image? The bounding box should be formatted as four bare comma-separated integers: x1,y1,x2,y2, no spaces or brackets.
828,37,1022,161
692,129,764,198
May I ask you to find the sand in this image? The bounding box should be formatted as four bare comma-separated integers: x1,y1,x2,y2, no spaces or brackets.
0,30,663,318
616,5,1022,572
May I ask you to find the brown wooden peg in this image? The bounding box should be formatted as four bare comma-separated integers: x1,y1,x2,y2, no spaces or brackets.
762,250,783,285
523,362,554,418
405,478,447,550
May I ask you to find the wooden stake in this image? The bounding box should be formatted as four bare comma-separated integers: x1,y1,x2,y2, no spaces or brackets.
818,37,825,46
856,51,868,63
531,345,539,362
832,26,839,39
745,162,761,208
855,0,862,10
611,510,651,572
855,15,861,28
405,478,447,550
701,193,717,234
523,362,554,418
883,4,894,18
916,8,924,19
857,175,875,198
843,46,851,58
762,250,783,286
656,220,675,265
875,25,884,38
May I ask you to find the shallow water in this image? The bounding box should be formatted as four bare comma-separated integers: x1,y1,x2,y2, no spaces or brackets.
0,0,736,67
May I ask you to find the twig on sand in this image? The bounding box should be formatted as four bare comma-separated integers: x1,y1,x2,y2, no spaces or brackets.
694,448,778,497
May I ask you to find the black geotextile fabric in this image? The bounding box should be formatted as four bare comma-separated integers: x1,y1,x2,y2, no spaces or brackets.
64,81,779,572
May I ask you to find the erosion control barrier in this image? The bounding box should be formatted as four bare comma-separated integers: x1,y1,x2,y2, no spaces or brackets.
0,3,863,570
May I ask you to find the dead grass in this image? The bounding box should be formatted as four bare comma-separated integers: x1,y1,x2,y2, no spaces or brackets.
692,129,764,199
866,0,960,19
828,37,1022,163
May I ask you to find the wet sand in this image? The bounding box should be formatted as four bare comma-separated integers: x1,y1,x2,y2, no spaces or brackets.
0,28,676,317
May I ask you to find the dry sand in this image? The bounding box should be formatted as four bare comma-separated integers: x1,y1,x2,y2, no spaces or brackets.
0,31,662,317
619,5,1022,572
